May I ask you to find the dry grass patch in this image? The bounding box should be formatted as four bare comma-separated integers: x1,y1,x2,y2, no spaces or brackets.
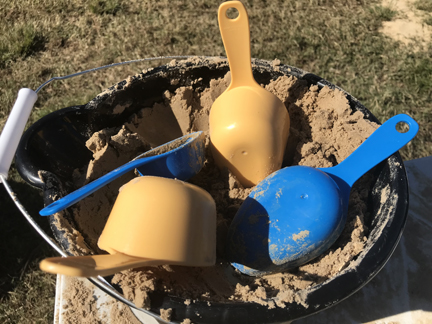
0,261,55,324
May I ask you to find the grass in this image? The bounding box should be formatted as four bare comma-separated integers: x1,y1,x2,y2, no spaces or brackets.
88,0,125,15
0,0,431,322
414,0,432,12
0,168,56,323
0,24,46,67
0,259,56,324
369,5,398,21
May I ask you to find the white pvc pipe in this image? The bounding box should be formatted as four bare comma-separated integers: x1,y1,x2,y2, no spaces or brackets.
0,88,38,182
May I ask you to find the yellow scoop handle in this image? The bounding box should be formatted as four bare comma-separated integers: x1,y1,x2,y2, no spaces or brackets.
40,253,166,277
219,1,259,90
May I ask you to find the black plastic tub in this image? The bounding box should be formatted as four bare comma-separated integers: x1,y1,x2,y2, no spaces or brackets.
15,57,409,323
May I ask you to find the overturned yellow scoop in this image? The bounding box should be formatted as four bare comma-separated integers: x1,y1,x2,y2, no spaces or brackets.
209,1,290,187
40,176,216,277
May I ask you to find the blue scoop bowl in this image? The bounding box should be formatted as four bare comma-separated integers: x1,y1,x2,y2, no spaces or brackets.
226,114,418,276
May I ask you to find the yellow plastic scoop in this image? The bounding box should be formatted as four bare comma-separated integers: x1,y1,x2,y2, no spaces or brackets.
209,1,290,187
40,176,216,277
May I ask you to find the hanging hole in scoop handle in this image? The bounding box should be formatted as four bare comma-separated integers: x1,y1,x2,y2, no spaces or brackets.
332,114,418,187
218,1,256,89
226,7,239,19
396,121,410,133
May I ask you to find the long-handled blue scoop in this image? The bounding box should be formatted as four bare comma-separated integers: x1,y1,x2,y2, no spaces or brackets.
226,114,418,276
40,131,206,216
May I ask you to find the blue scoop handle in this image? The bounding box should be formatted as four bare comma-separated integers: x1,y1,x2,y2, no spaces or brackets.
324,114,418,189
39,155,160,216
39,131,206,216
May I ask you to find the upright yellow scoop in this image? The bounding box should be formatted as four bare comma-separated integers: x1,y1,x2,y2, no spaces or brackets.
209,1,290,187
40,176,216,277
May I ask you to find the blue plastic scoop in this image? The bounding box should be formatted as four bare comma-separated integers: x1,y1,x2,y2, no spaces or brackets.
40,131,206,216
226,114,418,276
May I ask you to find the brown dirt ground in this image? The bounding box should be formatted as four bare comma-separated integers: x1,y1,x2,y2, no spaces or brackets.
381,0,432,49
